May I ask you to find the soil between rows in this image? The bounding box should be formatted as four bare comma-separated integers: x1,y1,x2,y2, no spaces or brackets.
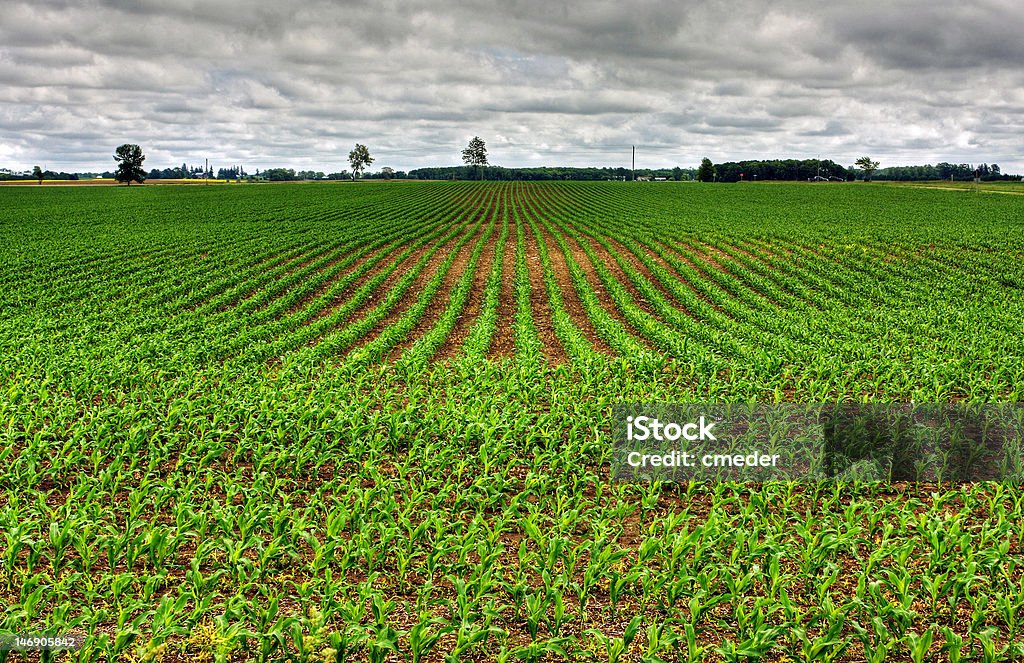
516,192,571,365
383,191,501,362
486,206,518,361
520,187,616,358
346,190,497,357
434,190,508,362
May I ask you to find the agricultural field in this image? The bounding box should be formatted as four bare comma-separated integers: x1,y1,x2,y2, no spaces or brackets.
2,181,1024,662
882,180,1024,195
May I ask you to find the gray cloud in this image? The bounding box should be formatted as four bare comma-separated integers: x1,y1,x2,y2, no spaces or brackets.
1,0,1022,172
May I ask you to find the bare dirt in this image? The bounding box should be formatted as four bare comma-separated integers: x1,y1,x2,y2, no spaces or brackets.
520,189,615,358
433,191,506,362
347,192,495,358
276,244,388,318
517,202,571,365
382,192,500,362
297,188,485,329
486,209,518,361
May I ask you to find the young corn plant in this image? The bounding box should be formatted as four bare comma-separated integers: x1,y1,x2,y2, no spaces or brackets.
587,616,643,663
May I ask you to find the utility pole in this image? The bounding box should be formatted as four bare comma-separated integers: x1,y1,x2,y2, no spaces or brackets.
205,158,209,185
632,145,635,181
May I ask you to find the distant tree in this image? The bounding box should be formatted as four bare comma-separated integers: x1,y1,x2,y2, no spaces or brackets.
380,166,394,180
33,165,43,185
263,168,297,181
348,144,374,180
462,136,488,179
855,156,879,181
113,144,146,185
697,157,716,182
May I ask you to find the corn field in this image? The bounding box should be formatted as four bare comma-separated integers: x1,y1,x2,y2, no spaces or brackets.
2,181,1024,661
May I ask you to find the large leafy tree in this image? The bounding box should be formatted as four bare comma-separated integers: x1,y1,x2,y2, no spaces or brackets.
462,136,488,179
697,157,716,182
33,165,43,185
855,156,879,181
113,144,146,185
348,144,374,180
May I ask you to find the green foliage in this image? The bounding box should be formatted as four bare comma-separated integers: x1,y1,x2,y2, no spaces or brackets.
713,157,850,182
113,143,146,185
348,143,373,179
697,157,716,182
462,135,488,167
856,155,880,180
462,136,489,180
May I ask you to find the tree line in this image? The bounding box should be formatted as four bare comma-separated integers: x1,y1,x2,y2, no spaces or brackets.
705,159,853,183
10,138,1019,185
405,166,699,181
872,162,1009,182
1,168,80,182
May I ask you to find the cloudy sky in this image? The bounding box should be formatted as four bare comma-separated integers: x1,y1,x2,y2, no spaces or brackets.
2,0,1022,173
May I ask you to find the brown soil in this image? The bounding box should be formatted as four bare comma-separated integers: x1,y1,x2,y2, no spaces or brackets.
657,239,721,281
279,243,389,318
628,238,731,317
300,237,430,329
240,244,354,314
681,240,731,272
658,239,785,311
345,192,496,358
296,187,486,329
286,244,334,274
520,189,615,358
532,187,662,349
433,189,507,362
609,236,713,324
486,207,517,361
567,228,666,324
516,197,570,366
383,191,500,362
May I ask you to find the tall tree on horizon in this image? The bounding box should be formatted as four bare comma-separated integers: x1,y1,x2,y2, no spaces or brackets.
697,157,716,182
348,144,374,180
855,156,880,181
462,136,488,180
113,144,146,185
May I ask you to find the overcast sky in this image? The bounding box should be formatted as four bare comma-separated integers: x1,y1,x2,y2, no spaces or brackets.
2,0,1022,173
